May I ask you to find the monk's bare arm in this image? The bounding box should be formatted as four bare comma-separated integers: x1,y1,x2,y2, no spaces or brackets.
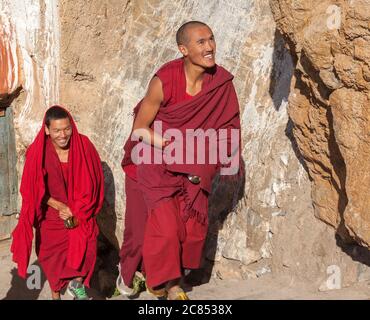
45,196,73,220
132,76,169,149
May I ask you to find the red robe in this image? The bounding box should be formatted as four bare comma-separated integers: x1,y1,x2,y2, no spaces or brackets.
121,58,241,288
120,92,193,288
11,106,104,291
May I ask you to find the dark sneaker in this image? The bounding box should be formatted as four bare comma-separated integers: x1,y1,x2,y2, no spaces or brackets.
67,280,89,300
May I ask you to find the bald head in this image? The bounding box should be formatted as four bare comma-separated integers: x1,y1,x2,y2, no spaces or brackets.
176,21,210,46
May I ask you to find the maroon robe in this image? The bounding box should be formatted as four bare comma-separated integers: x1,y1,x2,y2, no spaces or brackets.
120,93,195,288
121,58,241,288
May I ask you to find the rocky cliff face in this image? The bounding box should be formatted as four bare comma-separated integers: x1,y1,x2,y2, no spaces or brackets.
270,0,370,248
1,0,369,289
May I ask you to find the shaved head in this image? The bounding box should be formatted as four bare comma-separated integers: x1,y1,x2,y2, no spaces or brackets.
176,21,210,45
45,106,69,128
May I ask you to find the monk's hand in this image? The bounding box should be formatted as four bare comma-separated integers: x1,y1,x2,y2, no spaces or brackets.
162,138,171,149
59,205,73,221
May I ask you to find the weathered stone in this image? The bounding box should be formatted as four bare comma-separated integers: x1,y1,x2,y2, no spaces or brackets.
271,0,370,248
0,13,22,107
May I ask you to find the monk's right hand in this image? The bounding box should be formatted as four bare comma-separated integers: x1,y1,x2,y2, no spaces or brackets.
58,205,73,221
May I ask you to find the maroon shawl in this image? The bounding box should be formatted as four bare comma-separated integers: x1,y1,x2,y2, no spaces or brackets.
122,59,241,223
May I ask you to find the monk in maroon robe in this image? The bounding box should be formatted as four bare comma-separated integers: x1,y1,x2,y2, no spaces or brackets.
11,106,104,300
119,21,241,300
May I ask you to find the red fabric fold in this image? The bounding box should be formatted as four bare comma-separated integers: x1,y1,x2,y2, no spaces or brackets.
122,58,242,224
11,105,104,278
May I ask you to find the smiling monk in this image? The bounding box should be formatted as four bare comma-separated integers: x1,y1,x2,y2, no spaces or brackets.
119,21,242,300
11,105,104,300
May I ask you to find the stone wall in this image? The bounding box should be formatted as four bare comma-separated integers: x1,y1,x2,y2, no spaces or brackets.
270,0,370,248
1,0,369,288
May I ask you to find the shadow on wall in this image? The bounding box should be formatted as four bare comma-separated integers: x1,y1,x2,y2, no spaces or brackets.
90,162,120,299
269,30,294,112
186,159,246,286
336,235,370,269
3,260,46,300
268,30,311,177
2,259,110,300
271,29,312,175
0,87,22,109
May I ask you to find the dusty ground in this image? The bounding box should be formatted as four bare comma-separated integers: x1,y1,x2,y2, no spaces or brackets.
0,239,368,300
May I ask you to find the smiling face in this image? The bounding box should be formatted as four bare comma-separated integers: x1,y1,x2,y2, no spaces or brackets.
178,25,216,69
45,117,72,150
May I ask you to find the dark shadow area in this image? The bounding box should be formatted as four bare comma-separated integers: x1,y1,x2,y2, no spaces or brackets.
89,233,120,300
0,86,22,108
184,159,246,287
285,119,310,176
326,107,353,244
3,260,46,300
269,30,294,111
271,30,310,178
90,162,120,299
270,29,312,180
336,234,370,268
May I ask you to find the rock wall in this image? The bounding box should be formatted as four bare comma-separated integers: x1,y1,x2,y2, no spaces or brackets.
1,0,369,288
0,0,59,169
270,0,370,248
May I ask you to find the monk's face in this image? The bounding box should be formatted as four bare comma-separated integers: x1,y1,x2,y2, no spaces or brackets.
179,25,216,69
45,117,72,150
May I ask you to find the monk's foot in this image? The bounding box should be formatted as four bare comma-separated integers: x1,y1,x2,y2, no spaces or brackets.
146,285,168,299
166,286,189,300
67,279,89,300
115,264,132,297
116,271,146,298
165,279,189,300
51,291,61,300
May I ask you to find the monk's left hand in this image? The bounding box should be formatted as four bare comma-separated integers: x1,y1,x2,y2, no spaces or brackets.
59,205,73,221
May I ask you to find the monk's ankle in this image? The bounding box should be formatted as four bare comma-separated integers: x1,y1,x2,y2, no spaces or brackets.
165,281,183,300
51,291,61,300
165,278,180,290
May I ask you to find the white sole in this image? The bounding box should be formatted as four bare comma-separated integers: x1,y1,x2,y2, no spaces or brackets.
66,287,75,299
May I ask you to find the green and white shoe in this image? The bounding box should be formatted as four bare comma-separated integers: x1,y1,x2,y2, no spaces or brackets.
67,279,89,300
115,264,146,298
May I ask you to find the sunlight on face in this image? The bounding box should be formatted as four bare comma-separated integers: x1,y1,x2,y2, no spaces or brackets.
180,25,216,69
45,118,72,149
